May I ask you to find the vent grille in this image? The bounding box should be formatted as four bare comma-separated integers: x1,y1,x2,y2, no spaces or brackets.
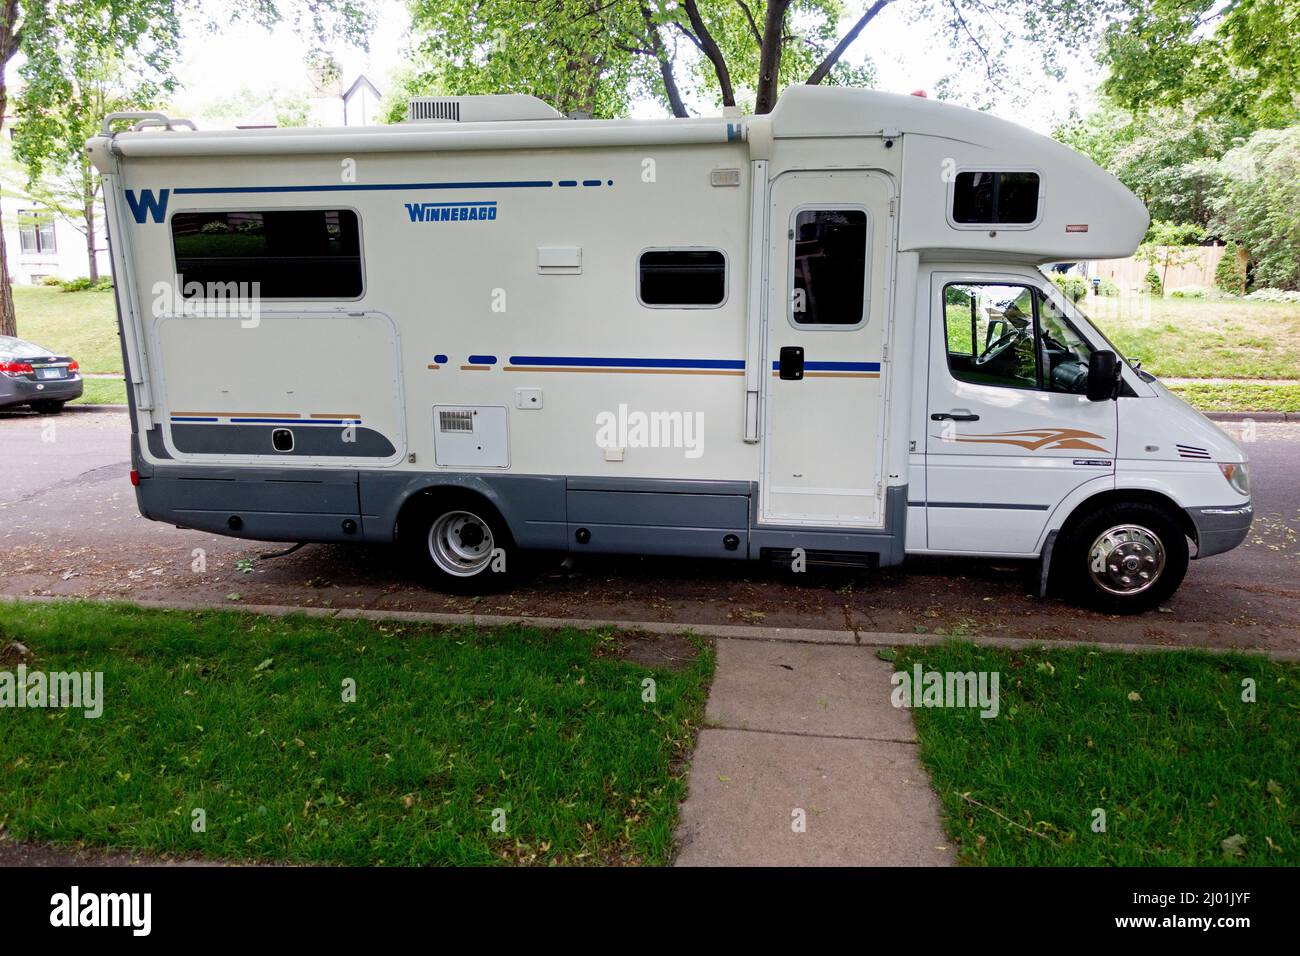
1176,444,1211,460
408,98,460,122
439,409,474,433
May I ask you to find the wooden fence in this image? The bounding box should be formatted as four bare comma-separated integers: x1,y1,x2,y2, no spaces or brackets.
1087,244,1246,293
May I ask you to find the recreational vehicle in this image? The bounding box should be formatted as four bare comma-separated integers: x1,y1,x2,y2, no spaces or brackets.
87,88,1252,613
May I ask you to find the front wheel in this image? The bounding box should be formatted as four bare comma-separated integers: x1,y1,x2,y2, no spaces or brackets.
1058,501,1189,614
404,496,518,593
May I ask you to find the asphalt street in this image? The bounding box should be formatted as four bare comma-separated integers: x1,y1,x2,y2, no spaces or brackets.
2,407,1296,652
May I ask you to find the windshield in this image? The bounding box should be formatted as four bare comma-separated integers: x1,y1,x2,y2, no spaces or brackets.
0,336,51,357
1037,267,1133,365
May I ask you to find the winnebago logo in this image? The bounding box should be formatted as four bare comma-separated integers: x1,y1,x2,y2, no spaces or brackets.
950,427,1110,454
405,200,497,223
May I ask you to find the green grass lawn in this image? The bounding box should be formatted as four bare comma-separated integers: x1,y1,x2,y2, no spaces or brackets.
894,642,1297,866
0,601,713,866
1088,295,1300,380
12,285,122,374
1166,381,1300,413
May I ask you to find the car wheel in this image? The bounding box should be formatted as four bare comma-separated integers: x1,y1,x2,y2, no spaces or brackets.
404,495,517,593
30,400,66,414
1059,501,1189,614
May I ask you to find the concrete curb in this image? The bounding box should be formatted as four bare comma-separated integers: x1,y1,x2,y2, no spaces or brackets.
4,593,1296,661
1204,411,1295,422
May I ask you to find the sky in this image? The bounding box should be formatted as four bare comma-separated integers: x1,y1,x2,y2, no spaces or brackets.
162,0,1103,134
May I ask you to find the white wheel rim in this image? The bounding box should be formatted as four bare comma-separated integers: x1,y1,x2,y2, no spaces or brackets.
1088,524,1166,596
428,510,494,577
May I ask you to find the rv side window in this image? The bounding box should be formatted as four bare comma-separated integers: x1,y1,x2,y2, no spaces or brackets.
171,209,363,299
638,249,726,307
951,172,1040,225
791,208,869,327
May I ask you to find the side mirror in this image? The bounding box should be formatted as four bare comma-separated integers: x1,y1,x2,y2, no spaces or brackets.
1086,349,1120,402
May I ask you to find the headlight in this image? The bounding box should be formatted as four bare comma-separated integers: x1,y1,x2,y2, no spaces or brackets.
1218,462,1249,496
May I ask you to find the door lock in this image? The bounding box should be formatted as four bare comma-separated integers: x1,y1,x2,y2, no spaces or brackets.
931,411,980,422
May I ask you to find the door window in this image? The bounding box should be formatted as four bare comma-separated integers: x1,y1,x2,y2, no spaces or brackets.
790,208,869,327
942,282,1094,394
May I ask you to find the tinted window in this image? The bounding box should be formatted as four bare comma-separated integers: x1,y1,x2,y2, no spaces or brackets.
952,171,1040,225
639,249,726,306
171,209,363,298
791,208,868,326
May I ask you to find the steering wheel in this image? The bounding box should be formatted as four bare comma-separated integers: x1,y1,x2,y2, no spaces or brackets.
975,325,1031,367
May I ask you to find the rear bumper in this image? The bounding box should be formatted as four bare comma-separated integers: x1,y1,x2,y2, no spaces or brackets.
0,375,83,407
1186,501,1253,558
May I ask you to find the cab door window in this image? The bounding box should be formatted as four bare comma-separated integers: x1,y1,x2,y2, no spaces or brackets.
943,282,1094,394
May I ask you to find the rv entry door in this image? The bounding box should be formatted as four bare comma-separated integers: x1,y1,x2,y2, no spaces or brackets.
759,169,893,528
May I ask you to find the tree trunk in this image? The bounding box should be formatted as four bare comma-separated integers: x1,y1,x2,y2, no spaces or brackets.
754,0,791,115
85,201,99,283
1,0,21,337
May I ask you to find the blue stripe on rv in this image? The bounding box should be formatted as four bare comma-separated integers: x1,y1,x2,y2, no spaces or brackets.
509,356,746,370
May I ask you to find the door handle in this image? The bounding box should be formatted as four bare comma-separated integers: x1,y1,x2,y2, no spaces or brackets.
931,411,980,422
778,346,804,381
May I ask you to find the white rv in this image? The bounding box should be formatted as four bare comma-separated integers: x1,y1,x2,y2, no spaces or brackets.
88,87,1252,613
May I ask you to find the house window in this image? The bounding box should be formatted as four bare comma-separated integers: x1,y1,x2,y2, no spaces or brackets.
171,209,363,299
18,210,57,255
638,249,727,307
951,171,1041,225
790,207,869,327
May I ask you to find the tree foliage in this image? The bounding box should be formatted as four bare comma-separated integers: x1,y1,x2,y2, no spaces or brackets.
1100,0,1300,126
395,0,1116,119
1211,125,1300,290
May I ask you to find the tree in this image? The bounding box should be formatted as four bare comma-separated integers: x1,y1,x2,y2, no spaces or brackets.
1100,0,1300,127
1211,126,1300,291
1055,98,1258,232
0,0,374,337
1214,239,1246,295
395,0,1116,120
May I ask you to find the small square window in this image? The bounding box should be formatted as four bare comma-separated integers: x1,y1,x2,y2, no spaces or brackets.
952,171,1040,225
638,249,726,307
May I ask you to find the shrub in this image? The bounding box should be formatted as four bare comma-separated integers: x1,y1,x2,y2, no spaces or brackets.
1244,288,1300,303
1051,274,1090,302
56,277,96,292
1214,240,1246,295
1144,267,1163,295
39,275,63,287
1169,286,1208,298
1096,278,1120,296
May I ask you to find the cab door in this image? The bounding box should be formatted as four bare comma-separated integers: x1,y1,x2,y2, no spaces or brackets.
759,169,894,527
924,273,1116,554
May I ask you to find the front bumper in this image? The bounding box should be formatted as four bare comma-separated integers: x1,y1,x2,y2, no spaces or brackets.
1186,501,1253,558
0,374,84,408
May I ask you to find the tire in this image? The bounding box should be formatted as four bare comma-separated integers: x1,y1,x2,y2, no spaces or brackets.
1057,500,1189,614
30,400,65,414
402,494,518,594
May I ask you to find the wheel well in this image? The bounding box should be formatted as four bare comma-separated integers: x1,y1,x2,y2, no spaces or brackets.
393,484,509,546
1055,489,1196,553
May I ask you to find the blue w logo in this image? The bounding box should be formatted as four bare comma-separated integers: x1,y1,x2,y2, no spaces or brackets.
125,189,171,224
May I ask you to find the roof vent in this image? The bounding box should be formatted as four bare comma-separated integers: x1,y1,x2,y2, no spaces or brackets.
406,94,563,124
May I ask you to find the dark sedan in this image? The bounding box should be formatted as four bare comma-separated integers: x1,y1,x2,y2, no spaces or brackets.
0,335,84,413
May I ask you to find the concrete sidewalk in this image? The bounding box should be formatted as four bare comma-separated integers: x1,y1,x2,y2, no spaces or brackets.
674,638,954,866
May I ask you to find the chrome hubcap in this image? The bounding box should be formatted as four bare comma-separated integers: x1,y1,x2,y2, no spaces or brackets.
428,510,494,577
1088,524,1166,596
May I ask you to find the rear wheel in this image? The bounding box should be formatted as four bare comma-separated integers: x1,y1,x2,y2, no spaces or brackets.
1058,501,1189,614
30,400,65,414
403,495,518,593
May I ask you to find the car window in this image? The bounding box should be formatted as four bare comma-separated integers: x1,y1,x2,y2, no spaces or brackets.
942,282,1095,394
0,337,48,356
943,283,1039,389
